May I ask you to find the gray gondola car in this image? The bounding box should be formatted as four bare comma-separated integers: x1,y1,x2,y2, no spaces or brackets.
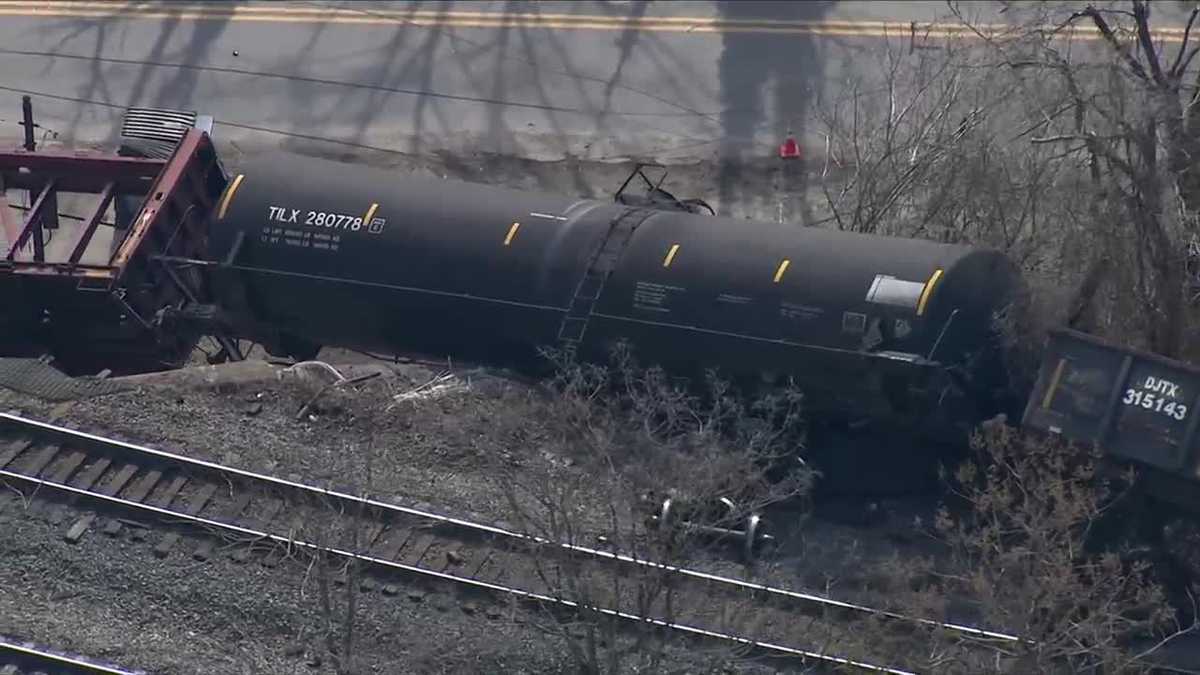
204,152,1019,438
1023,328,1200,510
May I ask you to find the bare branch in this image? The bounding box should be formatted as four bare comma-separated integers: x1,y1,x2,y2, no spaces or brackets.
1030,134,1089,145
1169,6,1200,78
1072,6,1150,81
1177,45,1200,81
1132,0,1167,86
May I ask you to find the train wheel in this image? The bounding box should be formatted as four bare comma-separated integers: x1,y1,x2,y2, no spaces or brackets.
267,333,322,362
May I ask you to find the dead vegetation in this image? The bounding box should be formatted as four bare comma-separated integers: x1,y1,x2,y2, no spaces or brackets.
828,424,1196,674
791,2,1200,669
478,343,812,673
814,0,1200,366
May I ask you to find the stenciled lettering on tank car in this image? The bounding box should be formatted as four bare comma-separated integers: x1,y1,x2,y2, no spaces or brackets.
1123,374,1189,421
266,204,376,232
367,217,387,234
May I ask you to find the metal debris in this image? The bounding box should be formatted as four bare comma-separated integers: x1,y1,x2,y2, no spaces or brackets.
0,357,127,401
293,369,382,419
278,360,347,386
390,372,469,404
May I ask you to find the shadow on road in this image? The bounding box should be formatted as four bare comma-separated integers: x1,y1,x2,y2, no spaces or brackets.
717,1,831,222
34,2,232,144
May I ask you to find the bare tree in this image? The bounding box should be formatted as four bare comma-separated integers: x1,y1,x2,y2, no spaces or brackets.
811,15,1103,397
278,364,399,675
831,423,1196,674
483,342,813,673
806,1,1200,413
812,21,1080,254
801,14,1200,668
942,0,1200,358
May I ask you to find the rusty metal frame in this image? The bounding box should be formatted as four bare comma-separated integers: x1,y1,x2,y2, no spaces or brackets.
4,178,56,261
67,181,116,266
0,127,233,371
0,129,216,281
0,154,163,200
108,129,207,278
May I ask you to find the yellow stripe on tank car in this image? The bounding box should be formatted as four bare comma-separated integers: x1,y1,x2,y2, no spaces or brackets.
915,268,944,316
504,221,521,246
1041,358,1068,409
216,173,245,220
362,202,380,226
773,259,791,283
662,243,681,268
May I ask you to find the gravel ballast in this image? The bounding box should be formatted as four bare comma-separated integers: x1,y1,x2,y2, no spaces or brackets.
0,360,824,673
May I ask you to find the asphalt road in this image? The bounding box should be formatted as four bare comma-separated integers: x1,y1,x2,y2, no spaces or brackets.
0,0,1196,167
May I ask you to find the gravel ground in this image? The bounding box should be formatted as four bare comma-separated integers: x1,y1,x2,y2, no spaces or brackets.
0,359,564,528
17,356,1188,672
0,359,848,674
0,465,792,674
0,500,576,674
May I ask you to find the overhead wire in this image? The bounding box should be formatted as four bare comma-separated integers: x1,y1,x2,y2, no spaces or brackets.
0,6,845,183
0,82,421,156
0,2,737,161
0,81,722,162
0,47,715,119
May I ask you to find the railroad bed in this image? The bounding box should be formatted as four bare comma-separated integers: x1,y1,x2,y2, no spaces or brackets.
0,635,143,675
0,412,1018,673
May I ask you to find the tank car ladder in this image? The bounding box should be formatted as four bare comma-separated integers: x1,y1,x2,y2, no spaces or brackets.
557,208,655,348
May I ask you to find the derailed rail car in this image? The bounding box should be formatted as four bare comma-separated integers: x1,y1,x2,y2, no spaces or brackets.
1023,328,1200,510
194,152,1020,440
0,128,228,374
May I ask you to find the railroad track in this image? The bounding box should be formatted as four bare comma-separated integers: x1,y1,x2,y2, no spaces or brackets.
0,635,143,675
0,411,1018,673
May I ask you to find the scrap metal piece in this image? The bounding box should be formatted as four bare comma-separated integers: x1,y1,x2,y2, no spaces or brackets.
0,357,127,401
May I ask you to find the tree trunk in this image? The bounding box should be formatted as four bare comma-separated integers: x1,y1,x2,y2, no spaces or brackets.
1066,255,1111,334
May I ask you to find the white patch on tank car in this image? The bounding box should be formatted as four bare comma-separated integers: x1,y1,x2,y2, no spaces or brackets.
780,302,822,321
716,293,751,304
530,212,568,221
633,280,681,312
865,274,925,311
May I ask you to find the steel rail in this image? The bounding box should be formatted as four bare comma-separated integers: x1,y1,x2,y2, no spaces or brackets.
0,412,1020,646
0,636,145,675
4,416,1197,673
0,464,910,674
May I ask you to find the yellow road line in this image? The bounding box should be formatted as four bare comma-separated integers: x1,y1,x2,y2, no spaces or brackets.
0,1,1191,40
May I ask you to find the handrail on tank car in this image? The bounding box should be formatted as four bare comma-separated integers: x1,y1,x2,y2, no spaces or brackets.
613,162,715,215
